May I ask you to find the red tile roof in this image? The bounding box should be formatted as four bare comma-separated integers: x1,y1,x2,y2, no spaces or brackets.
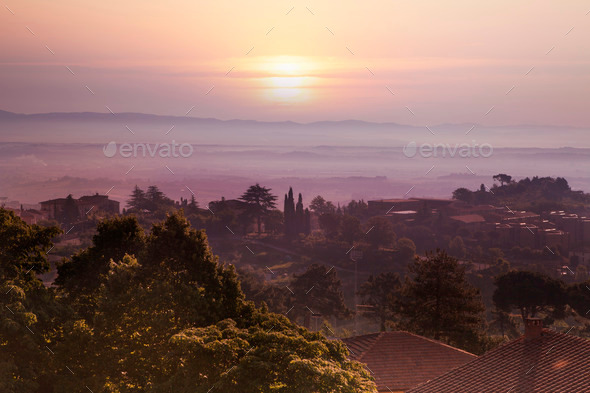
408,329,590,393
341,332,476,392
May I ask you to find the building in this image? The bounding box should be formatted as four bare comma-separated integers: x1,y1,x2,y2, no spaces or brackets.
408,319,590,392
368,198,454,217
341,332,476,392
40,193,119,221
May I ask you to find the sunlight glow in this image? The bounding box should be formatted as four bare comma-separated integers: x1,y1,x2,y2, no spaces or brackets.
259,56,317,103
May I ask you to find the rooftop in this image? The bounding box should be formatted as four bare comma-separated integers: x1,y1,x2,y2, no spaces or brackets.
341,331,476,392
408,328,590,393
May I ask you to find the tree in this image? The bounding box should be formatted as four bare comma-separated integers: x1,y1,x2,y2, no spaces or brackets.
240,183,278,235
448,236,466,259
493,173,512,187
396,237,416,262
51,211,373,392
128,185,147,211
0,208,62,392
365,216,396,248
493,270,567,322
295,193,305,234
452,187,473,203
62,194,80,224
284,187,296,237
310,195,336,215
288,264,351,328
56,215,146,319
489,308,520,338
339,215,362,244
358,272,401,331
567,281,590,319
398,250,486,352
263,210,284,235
318,212,341,239
145,185,171,212
156,315,377,393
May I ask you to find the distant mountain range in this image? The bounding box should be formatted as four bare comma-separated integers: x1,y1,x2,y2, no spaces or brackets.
0,109,587,148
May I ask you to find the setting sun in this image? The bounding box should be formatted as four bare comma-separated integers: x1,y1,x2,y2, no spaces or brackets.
257,56,317,103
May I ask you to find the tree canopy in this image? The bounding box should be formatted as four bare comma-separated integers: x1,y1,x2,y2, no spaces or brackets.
398,250,486,352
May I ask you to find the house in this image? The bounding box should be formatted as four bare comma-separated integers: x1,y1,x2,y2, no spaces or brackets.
40,193,119,221
408,318,590,392
341,332,476,392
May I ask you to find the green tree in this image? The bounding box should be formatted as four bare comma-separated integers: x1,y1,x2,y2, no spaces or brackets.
128,185,147,211
318,212,341,239
567,280,590,319
452,187,474,203
339,215,362,244
55,215,145,320
398,250,486,352
448,236,466,259
0,208,62,393
239,184,278,235
263,209,284,235
489,308,520,338
493,270,567,322
396,237,416,262
493,173,512,187
364,216,396,248
289,264,351,328
52,211,374,392
155,315,377,393
310,195,336,215
358,272,401,331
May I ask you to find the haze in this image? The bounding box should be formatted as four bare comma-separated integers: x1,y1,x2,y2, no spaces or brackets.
2,0,590,127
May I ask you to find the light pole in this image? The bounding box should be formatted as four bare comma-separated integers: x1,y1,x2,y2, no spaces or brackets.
350,249,363,335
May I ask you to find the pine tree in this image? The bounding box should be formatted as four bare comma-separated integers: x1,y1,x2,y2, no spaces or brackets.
239,184,278,235
295,193,305,234
128,185,147,211
284,187,295,236
398,249,485,351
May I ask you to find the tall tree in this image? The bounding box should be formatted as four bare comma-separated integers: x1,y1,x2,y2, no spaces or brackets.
358,272,401,331
288,264,351,328
493,173,512,187
284,188,295,237
128,185,147,211
156,315,377,393
398,250,486,351
295,193,305,234
310,195,336,215
364,216,396,248
55,215,146,319
493,270,567,321
239,183,278,235
0,208,61,392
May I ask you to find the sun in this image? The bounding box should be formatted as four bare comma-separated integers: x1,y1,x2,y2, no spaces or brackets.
258,56,316,103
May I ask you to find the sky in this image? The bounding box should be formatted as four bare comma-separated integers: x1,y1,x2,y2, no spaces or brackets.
1,0,590,126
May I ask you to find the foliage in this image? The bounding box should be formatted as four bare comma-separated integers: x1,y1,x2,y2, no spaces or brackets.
0,208,62,393
358,272,401,331
397,250,486,352
240,184,278,235
309,195,336,215
364,217,396,248
155,315,377,393
493,270,567,321
288,264,351,328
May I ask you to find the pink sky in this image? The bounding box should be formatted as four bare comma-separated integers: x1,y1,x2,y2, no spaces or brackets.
1,0,589,126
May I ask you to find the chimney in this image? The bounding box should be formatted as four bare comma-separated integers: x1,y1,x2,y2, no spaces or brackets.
524,318,543,339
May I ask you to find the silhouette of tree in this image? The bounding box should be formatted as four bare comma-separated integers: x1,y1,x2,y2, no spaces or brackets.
240,184,277,235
